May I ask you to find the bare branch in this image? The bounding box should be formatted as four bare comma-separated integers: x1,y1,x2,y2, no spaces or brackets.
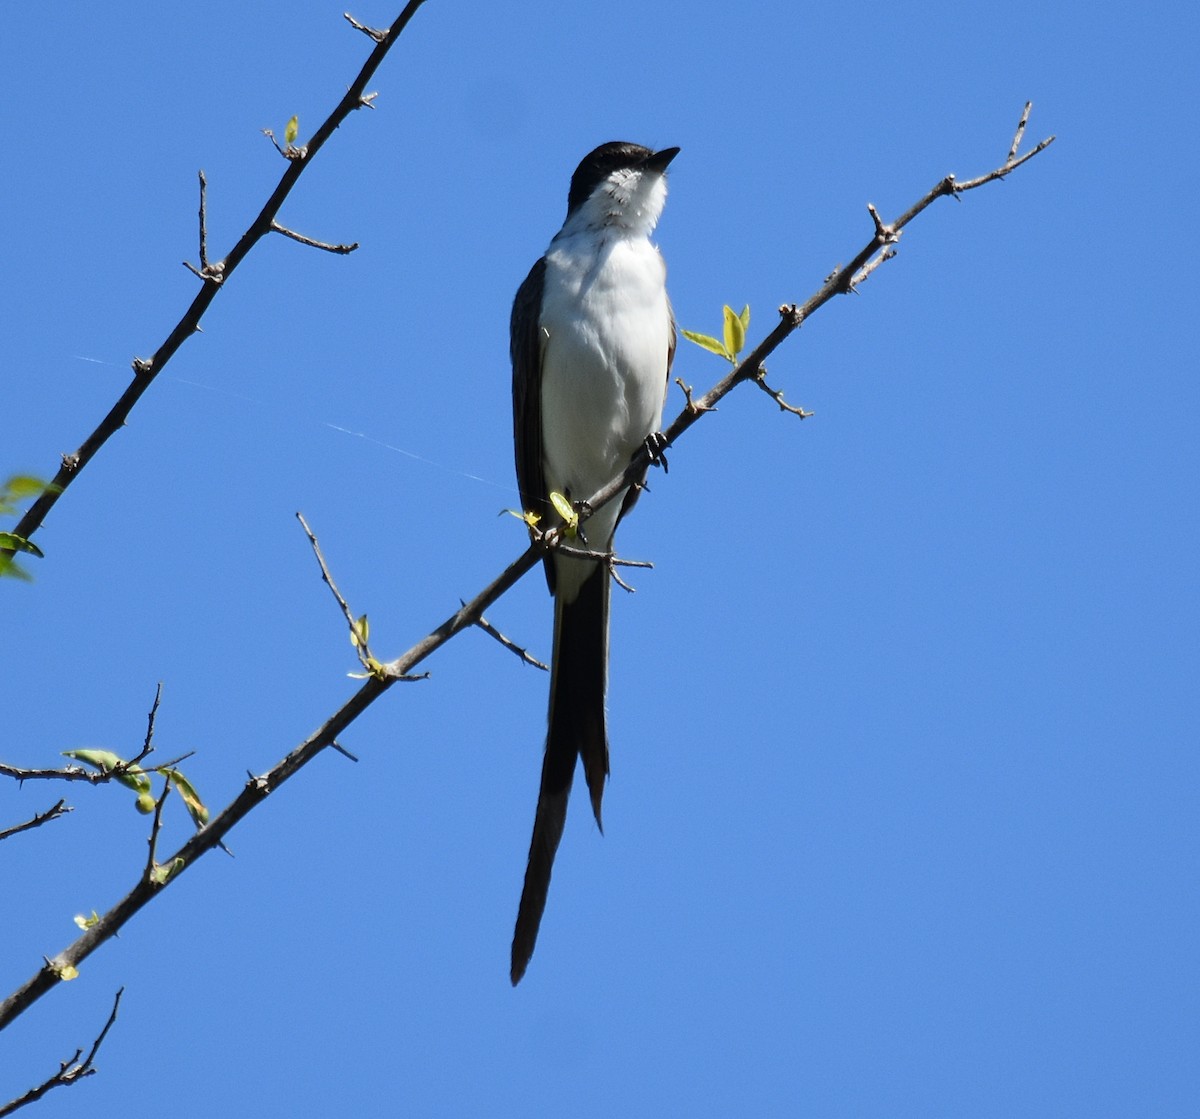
470,607,550,671
674,377,717,416
0,801,72,844
0,102,1053,1037
270,220,359,254
2,0,430,564
753,371,813,419
1,684,162,787
0,988,123,1116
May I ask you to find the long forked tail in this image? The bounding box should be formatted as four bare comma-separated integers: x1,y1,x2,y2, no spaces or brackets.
510,564,610,985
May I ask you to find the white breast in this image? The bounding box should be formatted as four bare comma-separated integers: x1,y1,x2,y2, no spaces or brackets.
538,228,670,575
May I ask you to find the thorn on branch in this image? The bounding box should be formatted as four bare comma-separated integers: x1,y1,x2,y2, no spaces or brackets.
344,12,389,42
131,358,153,377
329,740,360,763
270,221,359,255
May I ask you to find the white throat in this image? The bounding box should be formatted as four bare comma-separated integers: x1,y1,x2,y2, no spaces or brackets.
558,168,669,240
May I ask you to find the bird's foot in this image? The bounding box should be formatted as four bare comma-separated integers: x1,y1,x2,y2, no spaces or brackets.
643,431,670,473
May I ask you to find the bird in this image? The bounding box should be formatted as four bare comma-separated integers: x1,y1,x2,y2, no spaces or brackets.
509,141,679,985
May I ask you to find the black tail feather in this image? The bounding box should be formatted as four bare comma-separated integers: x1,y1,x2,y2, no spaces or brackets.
510,565,610,985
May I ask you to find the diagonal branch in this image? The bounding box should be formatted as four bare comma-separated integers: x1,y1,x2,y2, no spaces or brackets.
2,0,429,564
0,988,123,1117
0,800,72,843
0,103,1053,1036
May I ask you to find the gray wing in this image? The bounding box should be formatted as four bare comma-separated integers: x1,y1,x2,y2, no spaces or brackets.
511,256,555,592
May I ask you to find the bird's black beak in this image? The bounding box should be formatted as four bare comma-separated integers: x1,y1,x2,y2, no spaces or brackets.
643,146,680,173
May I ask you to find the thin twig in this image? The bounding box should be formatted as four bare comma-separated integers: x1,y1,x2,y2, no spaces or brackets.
0,103,1053,1037
0,801,72,843
142,779,171,884
270,221,359,254
469,606,549,671
297,512,359,635
344,12,389,42
0,988,124,1117
674,377,716,415
753,372,813,418
198,170,209,269
1,685,162,787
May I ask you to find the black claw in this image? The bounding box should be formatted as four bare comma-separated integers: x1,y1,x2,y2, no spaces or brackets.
643,431,670,473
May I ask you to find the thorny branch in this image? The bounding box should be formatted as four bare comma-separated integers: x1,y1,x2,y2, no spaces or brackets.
0,104,1053,1039
0,989,123,1117
0,684,162,786
1,0,429,567
0,800,71,844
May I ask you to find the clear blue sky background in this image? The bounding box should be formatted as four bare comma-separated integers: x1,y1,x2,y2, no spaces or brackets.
4,2,1197,1116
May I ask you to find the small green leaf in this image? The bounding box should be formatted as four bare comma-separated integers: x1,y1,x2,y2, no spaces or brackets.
739,304,751,331
284,115,299,145
149,857,185,886
3,474,52,500
64,749,152,793
549,491,579,538
163,768,209,828
723,305,746,361
350,614,369,649
56,963,80,981
74,910,101,930
680,329,730,359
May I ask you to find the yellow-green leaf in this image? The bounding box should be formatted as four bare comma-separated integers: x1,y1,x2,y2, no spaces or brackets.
723,305,746,361
284,115,299,145
681,329,729,359
63,748,123,771
74,910,101,931
350,613,369,649
549,491,579,537
0,532,43,557
739,304,751,331
164,768,209,828
56,964,80,981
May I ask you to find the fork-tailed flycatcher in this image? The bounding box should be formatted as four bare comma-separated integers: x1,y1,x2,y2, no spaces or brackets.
509,141,679,984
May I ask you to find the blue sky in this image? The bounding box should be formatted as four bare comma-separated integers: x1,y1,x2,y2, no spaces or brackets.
3,2,1197,1116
